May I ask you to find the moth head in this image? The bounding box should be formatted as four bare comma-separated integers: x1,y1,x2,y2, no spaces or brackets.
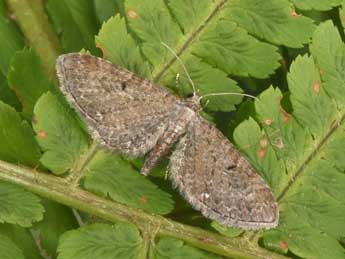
183,93,201,111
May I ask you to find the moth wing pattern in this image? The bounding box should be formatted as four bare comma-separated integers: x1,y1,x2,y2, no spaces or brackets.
56,53,179,156
169,116,279,230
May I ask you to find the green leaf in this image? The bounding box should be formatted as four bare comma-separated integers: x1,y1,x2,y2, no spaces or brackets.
126,0,181,68
0,101,40,166
153,237,221,259
0,9,24,76
7,49,55,118
95,15,150,77
291,0,342,11
57,223,144,259
46,0,99,53
167,0,214,34
33,92,90,174
0,181,44,227
95,0,301,111
233,21,345,259
225,0,316,48
310,21,345,108
94,0,119,24
33,199,79,258
192,19,280,78
0,73,21,110
211,221,243,238
0,233,24,259
162,55,243,111
83,150,174,214
255,87,312,172
0,223,41,259
233,117,286,195
287,55,336,137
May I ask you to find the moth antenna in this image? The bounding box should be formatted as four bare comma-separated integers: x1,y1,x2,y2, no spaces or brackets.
198,92,258,103
160,42,197,96
175,73,180,88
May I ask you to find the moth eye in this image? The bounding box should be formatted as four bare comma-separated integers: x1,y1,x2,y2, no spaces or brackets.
186,93,193,98
121,82,127,90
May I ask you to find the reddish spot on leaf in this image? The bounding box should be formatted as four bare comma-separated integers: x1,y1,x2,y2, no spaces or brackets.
280,240,288,250
278,97,291,123
313,81,321,94
139,196,148,204
258,148,266,158
127,9,139,19
96,44,107,59
290,8,300,18
264,119,273,126
37,131,48,139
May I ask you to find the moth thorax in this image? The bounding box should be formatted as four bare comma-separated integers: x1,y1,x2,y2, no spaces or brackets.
183,95,200,112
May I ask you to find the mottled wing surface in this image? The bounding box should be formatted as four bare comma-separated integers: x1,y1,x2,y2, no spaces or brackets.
56,53,179,156
169,117,279,230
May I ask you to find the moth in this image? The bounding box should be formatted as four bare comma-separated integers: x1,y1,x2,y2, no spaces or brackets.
56,53,278,230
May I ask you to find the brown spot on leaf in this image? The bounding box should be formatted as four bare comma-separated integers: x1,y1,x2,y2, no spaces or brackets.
258,148,266,158
127,9,139,19
260,137,268,149
264,119,273,126
139,196,148,204
37,131,48,139
319,69,324,75
280,240,288,250
96,44,107,59
313,81,321,94
32,115,38,124
278,97,291,123
290,8,300,18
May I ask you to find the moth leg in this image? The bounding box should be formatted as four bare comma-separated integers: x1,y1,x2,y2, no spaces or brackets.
140,108,194,176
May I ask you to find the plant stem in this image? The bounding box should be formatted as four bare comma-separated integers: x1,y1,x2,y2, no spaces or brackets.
66,141,99,187
0,159,289,259
6,0,62,79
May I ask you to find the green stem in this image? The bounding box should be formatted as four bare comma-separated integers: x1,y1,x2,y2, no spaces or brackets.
0,159,289,259
66,141,99,187
6,0,63,79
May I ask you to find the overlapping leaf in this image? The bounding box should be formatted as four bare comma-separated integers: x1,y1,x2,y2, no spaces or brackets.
93,0,120,24
0,101,40,166
8,49,55,118
33,92,90,174
0,181,44,227
291,0,342,11
94,0,314,112
152,237,220,259
233,21,345,259
0,233,24,259
224,0,315,47
57,223,144,259
0,223,42,259
0,6,24,76
32,200,78,258
83,150,174,214
46,0,99,53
